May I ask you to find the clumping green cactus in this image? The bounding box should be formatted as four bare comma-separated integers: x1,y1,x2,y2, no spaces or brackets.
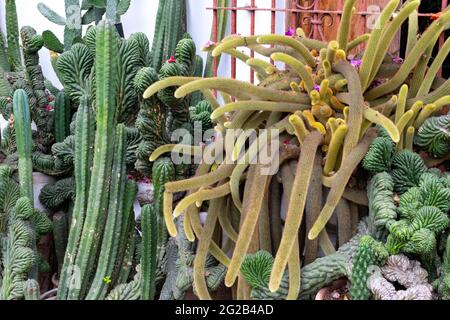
135,35,203,178
415,114,450,158
1,196,37,299
349,235,389,300
56,21,141,300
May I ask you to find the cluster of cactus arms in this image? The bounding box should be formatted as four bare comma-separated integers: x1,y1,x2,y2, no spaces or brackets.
0,24,57,156
0,90,52,300
134,32,210,177
38,0,132,52
139,0,450,300
55,21,140,300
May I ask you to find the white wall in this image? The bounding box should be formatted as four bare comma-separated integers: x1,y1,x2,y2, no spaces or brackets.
0,0,286,84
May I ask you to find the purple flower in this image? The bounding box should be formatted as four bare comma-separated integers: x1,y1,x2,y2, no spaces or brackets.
204,40,215,48
313,85,321,91
285,28,295,36
350,59,362,69
393,56,404,65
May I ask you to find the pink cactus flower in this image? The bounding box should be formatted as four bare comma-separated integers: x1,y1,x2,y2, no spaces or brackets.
45,105,54,112
167,55,176,63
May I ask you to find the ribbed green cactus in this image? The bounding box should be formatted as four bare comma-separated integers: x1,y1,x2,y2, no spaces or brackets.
367,172,397,239
67,20,119,300
57,95,94,300
1,196,37,299
349,235,389,300
415,114,450,158
151,0,187,71
5,0,22,71
0,31,11,72
86,124,129,300
140,204,158,300
13,89,34,201
52,212,68,275
54,91,72,143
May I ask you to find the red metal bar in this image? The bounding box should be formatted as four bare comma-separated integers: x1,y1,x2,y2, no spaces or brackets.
291,1,297,30
231,0,237,80
250,0,256,84
271,0,276,65
212,0,218,77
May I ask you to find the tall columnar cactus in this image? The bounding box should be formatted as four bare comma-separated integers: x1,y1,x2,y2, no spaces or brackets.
54,91,72,143
5,0,22,71
151,0,186,71
66,20,119,300
140,204,158,300
86,124,132,300
12,89,34,201
20,26,55,149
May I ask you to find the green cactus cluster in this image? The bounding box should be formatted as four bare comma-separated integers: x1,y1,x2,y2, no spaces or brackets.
349,235,389,300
